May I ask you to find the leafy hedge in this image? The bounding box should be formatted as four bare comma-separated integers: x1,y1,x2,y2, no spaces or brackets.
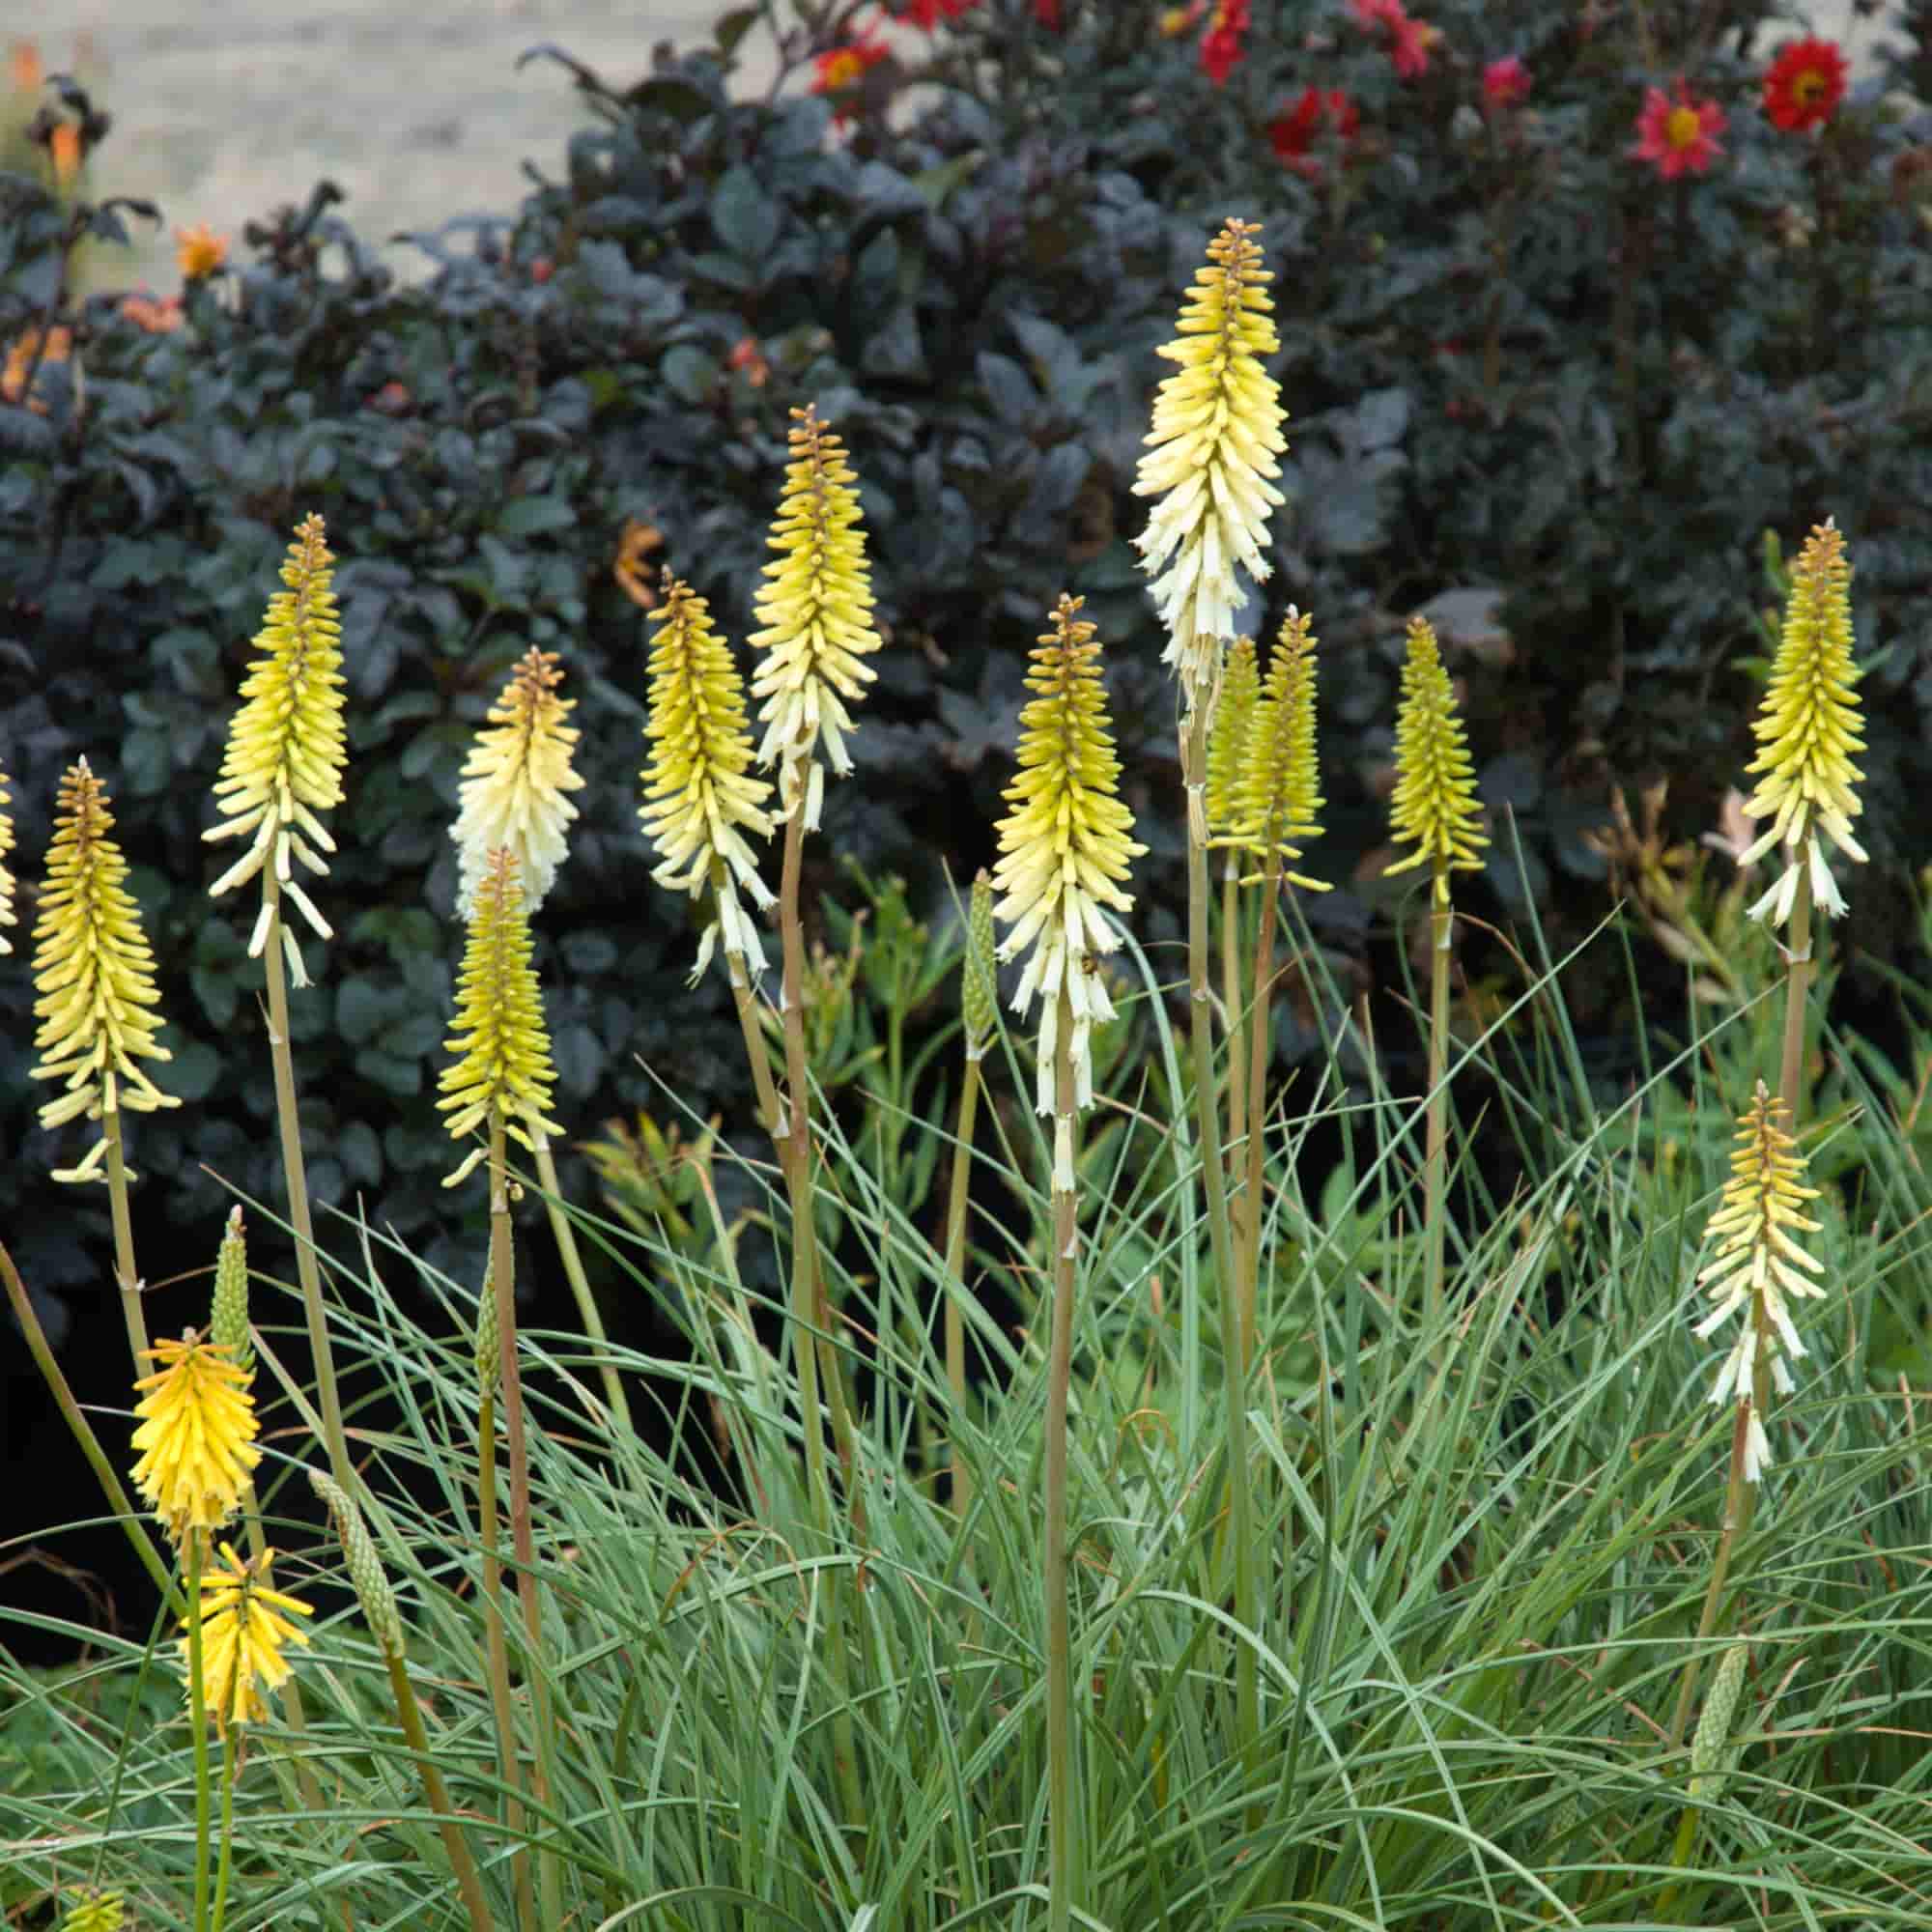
4,0,1932,1324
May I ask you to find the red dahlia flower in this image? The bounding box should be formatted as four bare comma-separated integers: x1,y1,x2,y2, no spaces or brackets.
1631,78,1726,179
1270,86,1359,176
1200,0,1249,85
812,33,890,95
1762,37,1847,133
1483,56,1530,110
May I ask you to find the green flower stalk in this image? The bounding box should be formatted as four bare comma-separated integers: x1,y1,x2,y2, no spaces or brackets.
1224,611,1327,1363
990,595,1147,1187
0,762,16,953
1209,637,1262,1203
1738,519,1865,1115
452,646,584,920
750,403,884,829
1385,616,1488,1351
1384,617,1489,905
640,576,777,988
30,758,180,1360
1133,217,1287,714
991,595,1142,1932
1693,1080,1827,1486
1739,520,1864,928
203,513,347,990
437,846,562,1188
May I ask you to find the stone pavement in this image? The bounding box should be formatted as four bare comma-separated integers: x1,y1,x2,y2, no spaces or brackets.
18,2,1904,291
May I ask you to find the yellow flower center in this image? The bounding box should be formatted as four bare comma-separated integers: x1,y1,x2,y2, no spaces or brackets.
1665,104,1703,150
1792,69,1826,104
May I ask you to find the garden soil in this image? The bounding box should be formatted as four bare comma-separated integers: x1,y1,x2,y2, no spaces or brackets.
23,2,1895,292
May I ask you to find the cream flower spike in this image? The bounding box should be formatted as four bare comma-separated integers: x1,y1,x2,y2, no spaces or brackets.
204,513,348,988
1134,217,1288,713
990,595,1146,1184
452,647,585,920
0,763,16,953
749,403,884,829
1739,519,1866,928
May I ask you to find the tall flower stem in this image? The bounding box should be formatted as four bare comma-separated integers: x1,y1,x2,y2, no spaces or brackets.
384,1646,498,1932
185,1537,212,1932
1220,866,1249,1258
1776,870,1813,1123
1666,1393,1753,1752
1236,861,1283,1365
209,1726,239,1932
487,1113,560,1932
1043,986,1080,1932
531,1138,629,1435
475,1376,535,1931
942,1054,982,1517
1182,702,1259,1784
102,1112,146,1364
1423,884,1454,1346
260,882,350,1491
777,802,865,1834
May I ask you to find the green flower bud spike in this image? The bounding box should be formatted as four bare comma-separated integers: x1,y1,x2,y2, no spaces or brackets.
474,1252,500,1397
452,647,585,921
750,403,884,830
30,758,181,1181
963,868,998,1062
1384,616,1488,905
1693,1079,1827,1485
204,513,348,989
437,847,562,1187
1690,1642,1750,1804
209,1206,252,1378
311,1468,406,1660
639,576,776,987
1134,217,1288,715
1740,519,1865,928
990,594,1146,1188
58,1894,125,1932
1225,610,1329,894
1206,634,1262,872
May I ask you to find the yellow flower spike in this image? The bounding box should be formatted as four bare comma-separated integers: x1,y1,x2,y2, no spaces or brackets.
29,758,181,1179
452,646,585,920
204,513,348,989
1692,1079,1828,1483
639,575,777,984
1740,519,1866,927
1225,609,1330,891
183,1541,313,1735
990,595,1147,1179
1205,633,1261,857
749,403,884,828
1133,217,1288,712
437,846,562,1186
0,762,16,953
58,1894,125,1932
1383,616,1488,904
129,1329,261,1547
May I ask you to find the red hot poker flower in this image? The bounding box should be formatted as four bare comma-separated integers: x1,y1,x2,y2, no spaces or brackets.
1763,37,1847,133
1631,78,1726,179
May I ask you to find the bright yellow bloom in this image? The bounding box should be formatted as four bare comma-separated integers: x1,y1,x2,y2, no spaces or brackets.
185,1543,313,1735
0,763,15,953
1692,1080,1828,1483
57,1894,124,1932
129,1331,261,1546
174,222,229,280
749,404,883,826
1133,218,1288,710
30,759,181,1179
1205,633,1261,855
437,846,561,1185
991,596,1146,1182
453,647,584,920
1740,520,1865,926
1383,617,1488,905
204,513,348,988
1224,609,1329,891
639,575,776,984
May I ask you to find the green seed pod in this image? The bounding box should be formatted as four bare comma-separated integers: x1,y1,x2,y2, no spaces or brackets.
475,1255,500,1397
310,1469,405,1661
1690,1642,1749,1803
209,1206,251,1377
963,868,997,1061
